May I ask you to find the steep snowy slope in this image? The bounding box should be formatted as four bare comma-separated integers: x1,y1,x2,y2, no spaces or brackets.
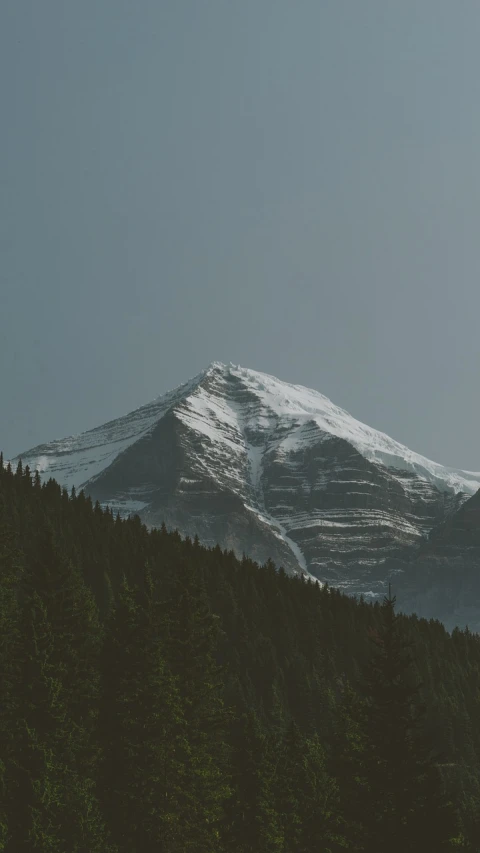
9,362,480,592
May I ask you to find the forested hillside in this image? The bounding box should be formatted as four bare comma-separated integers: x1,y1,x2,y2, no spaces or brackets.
1,457,480,850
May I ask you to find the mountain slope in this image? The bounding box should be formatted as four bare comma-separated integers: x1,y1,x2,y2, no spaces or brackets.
9,362,480,594
390,487,480,632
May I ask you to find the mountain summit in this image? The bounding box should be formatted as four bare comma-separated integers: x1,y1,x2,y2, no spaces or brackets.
10,362,480,597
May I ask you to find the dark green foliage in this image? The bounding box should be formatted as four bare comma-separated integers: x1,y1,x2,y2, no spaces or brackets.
99,569,189,852
357,593,456,851
223,710,281,852
334,592,457,851
0,526,22,851
5,521,109,851
163,558,231,850
274,719,345,852
0,459,478,849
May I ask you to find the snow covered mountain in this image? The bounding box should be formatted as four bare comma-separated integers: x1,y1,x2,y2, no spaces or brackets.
9,362,480,596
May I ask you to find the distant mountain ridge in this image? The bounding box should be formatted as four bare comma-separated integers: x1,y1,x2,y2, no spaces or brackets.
391,487,480,632
8,362,480,609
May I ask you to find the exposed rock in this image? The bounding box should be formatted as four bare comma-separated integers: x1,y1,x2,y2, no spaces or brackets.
388,489,480,631
9,362,480,623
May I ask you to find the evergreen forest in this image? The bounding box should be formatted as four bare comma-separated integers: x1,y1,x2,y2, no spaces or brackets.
2,456,480,851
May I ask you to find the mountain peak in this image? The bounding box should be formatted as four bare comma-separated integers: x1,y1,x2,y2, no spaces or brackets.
9,363,480,496
7,362,480,594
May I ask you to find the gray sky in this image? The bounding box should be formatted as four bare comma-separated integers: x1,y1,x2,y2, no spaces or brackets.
2,1,480,470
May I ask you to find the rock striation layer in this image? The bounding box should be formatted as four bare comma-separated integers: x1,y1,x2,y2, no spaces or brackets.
389,488,480,632
9,362,480,603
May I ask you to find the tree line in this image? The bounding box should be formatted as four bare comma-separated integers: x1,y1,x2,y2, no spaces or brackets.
0,456,479,850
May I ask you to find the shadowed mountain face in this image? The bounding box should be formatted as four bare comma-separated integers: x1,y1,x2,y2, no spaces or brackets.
390,488,480,632
8,362,480,620
430,488,480,548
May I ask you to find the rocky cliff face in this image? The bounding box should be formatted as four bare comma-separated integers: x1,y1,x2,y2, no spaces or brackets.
388,489,480,632
9,362,480,610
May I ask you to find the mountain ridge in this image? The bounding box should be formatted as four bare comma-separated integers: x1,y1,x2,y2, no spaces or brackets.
7,361,480,599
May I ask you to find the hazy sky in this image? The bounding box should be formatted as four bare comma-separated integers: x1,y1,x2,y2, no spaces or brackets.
2,1,480,469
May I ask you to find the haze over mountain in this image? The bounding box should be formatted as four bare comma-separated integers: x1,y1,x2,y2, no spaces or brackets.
9,362,480,626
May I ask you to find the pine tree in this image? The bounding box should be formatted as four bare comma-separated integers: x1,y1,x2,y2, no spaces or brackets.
223,710,281,853
164,557,231,851
0,526,23,851
274,719,345,853
274,720,304,851
299,730,346,852
330,681,369,849
99,567,191,853
6,523,109,852
358,590,456,852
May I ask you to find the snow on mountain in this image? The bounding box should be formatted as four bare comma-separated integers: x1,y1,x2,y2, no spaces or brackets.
176,363,480,497
8,362,480,591
9,370,207,493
